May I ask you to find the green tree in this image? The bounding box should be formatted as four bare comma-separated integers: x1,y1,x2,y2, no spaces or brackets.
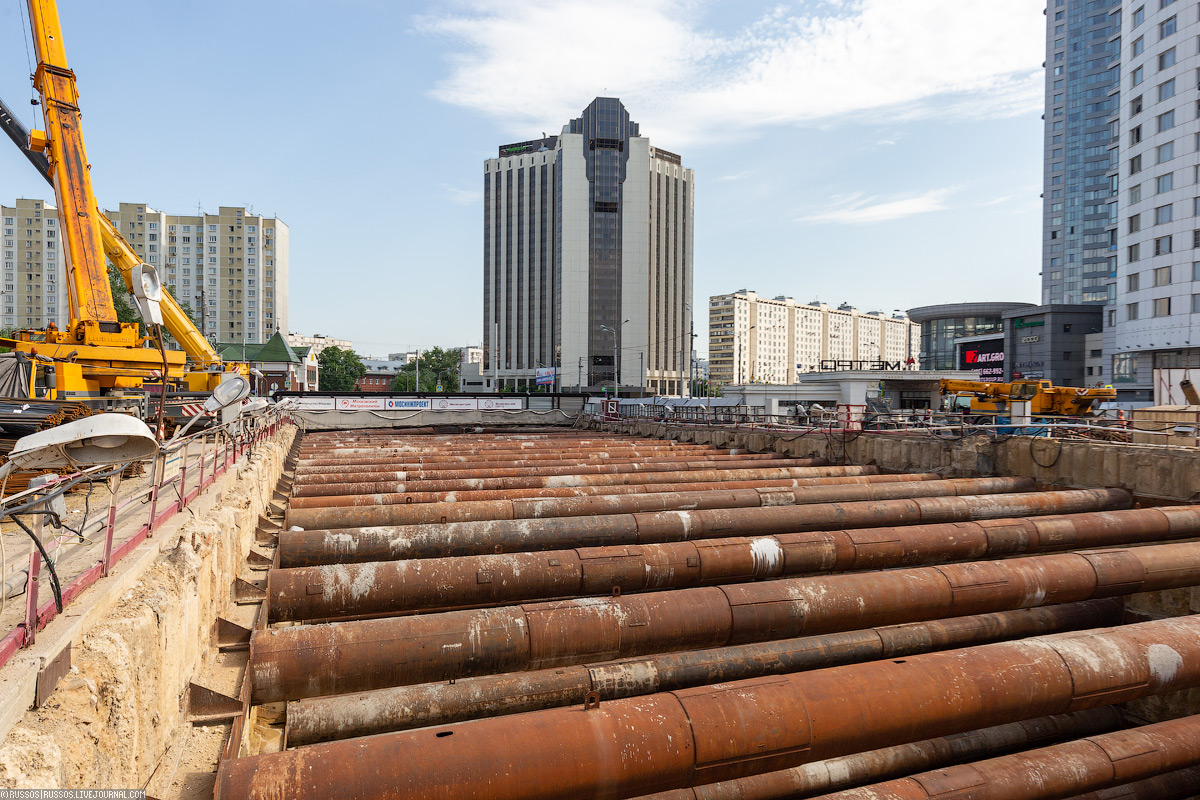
390,347,462,392
108,265,141,330
318,346,366,391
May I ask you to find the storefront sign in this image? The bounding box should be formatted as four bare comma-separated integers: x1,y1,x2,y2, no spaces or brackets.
959,339,1005,382
819,360,904,371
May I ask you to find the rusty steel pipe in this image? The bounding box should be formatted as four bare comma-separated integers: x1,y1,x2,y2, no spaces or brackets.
269,506,1200,621
250,541,1197,702
814,713,1200,800
283,477,1038,528
220,615,1200,800
630,708,1126,800
277,489,1132,565
285,477,1030,518
295,437,690,454
289,473,942,502
1061,767,1200,800
292,458,817,482
295,453,790,474
296,450,786,469
283,601,1123,746
286,464,881,494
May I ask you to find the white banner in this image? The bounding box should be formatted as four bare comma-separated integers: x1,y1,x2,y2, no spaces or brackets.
479,397,524,410
431,397,478,411
292,396,335,410
335,396,387,411
385,398,432,410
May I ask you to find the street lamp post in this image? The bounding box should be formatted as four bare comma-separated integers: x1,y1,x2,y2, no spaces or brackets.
599,320,629,399
738,325,756,384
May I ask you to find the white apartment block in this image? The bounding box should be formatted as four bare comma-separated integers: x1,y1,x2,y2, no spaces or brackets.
0,199,68,330
287,333,351,356
484,97,693,395
708,290,919,386
1111,1,1200,401
103,203,288,345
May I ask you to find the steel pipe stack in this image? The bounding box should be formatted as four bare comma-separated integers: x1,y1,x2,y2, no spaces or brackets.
213,429,1200,800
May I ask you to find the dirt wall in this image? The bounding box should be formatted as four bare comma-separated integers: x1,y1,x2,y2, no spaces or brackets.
0,426,294,790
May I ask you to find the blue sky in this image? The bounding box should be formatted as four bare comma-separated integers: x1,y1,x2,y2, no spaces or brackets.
0,0,1046,359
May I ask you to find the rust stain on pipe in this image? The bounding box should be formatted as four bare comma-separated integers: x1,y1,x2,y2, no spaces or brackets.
250,542,1198,702
219,615,1200,800
630,708,1126,800
288,472,940,501
268,507,1200,621
285,476,1029,511
284,601,1122,746
277,489,1132,566
814,713,1200,799
286,465,882,495
1059,767,1200,800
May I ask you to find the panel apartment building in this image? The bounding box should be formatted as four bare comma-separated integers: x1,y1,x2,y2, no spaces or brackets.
483,97,694,394
104,203,288,345
2,199,288,342
708,290,919,387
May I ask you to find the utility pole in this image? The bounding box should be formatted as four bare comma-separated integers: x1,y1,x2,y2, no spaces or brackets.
689,316,696,398
578,356,583,393
599,320,629,400
415,348,420,392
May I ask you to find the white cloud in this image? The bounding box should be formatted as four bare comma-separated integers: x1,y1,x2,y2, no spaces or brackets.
441,184,480,205
416,0,1045,146
798,187,956,225
719,170,753,182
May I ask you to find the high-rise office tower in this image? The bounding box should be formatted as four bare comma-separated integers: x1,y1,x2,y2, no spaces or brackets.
1041,0,1122,306
1112,1,1200,400
483,97,694,394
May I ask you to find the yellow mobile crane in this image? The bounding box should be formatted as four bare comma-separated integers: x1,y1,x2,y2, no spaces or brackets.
940,378,1116,417
0,0,238,399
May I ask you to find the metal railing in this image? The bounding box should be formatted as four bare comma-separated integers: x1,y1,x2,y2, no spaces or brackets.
592,405,1200,446
0,407,293,671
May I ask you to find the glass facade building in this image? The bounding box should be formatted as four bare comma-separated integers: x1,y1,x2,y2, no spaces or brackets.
1041,0,1122,307
909,303,1035,371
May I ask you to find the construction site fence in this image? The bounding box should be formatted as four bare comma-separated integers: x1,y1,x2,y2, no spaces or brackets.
591,405,1200,446
0,407,294,672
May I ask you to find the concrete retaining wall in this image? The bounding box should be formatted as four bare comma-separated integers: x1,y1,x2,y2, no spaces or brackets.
0,425,295,790
587,420,1200,503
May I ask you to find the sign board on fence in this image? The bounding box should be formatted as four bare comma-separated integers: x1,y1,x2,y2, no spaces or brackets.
479,397,524,410
293,396,335,410
535,367,556,386
335,397,387,411
385,398,432,410
431,397,479,411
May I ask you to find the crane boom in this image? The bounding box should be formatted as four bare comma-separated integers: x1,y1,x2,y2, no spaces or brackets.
26,0,123,332
2,94,223,369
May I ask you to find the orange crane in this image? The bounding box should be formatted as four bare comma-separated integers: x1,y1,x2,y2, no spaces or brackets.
940,378,1115,417
1,0,238,399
